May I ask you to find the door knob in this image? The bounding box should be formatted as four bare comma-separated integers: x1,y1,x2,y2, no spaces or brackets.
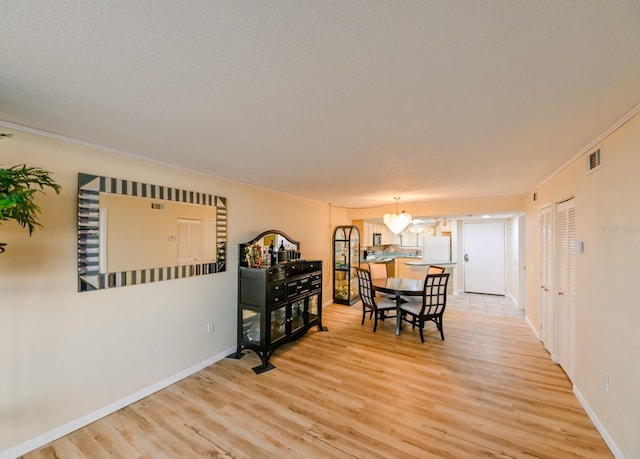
464,254,469,262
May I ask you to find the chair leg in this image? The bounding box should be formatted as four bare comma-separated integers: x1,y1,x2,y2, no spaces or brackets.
373,313,378,332
436,316,445,340
361,306,366,325
419,318,425,343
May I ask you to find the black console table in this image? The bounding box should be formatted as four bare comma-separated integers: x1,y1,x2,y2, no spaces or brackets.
229,230,325,373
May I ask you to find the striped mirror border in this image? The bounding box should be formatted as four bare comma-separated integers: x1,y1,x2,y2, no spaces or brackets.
77,173,227,292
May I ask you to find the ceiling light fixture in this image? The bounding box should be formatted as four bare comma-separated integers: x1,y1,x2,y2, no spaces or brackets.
383,197,412,234
407,219,426,234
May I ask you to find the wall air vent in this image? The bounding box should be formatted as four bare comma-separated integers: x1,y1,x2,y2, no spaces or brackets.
586,148,602,174
151,203,165,210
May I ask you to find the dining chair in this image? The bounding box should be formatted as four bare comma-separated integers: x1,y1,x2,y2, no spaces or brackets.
399,272,450,342
400,265,446,302
355,267,397,332
368,262,395,299
367,262,387,279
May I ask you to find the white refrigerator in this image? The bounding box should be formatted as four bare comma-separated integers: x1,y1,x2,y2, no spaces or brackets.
422,236,451,261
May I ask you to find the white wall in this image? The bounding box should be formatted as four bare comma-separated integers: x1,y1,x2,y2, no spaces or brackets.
507,215,524,308
0,128,332,456
525,112,640,458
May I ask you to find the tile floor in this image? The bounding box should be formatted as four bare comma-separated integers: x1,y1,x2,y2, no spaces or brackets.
449,292,524,318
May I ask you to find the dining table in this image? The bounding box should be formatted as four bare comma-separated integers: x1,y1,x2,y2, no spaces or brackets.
371,277,424,335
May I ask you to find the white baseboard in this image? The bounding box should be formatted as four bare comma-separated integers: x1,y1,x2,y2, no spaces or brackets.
0,346,236,459
573,385,624,459
525,315,540,340
506,292,520,308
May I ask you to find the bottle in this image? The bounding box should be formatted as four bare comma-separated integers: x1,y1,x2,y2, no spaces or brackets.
279,241,285,251
269,241,275,265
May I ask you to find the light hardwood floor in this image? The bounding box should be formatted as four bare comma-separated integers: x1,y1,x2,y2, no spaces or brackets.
23,301,612,458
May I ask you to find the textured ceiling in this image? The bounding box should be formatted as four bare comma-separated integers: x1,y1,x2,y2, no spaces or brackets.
2,1,640,208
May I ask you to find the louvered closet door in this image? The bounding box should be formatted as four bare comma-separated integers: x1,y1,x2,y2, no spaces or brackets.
557,198,576,381
540,205,555,355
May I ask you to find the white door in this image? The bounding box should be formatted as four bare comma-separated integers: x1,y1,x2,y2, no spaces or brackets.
463,221,506,295
557,198,576,380
540,205,555,356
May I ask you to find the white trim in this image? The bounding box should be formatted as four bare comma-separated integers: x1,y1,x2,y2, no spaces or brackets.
0,346,236,459
525,315,540,341
573,385,624,459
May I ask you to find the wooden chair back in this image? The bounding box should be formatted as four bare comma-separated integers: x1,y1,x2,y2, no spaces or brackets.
355,267,376,310
368,263,388,279
421,273,449,316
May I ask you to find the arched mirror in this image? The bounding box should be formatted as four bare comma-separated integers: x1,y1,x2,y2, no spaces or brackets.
77,173,227,291
239,230,300,268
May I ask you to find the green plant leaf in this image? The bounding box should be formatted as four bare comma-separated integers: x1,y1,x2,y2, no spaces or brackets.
0,163,61,235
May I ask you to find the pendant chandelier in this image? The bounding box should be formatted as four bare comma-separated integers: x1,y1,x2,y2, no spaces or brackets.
383,197,412,235
407,219,426,233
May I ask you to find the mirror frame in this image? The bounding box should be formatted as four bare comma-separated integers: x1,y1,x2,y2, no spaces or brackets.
77,172,227,291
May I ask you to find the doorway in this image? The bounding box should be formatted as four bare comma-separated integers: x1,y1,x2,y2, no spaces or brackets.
463,221,506,295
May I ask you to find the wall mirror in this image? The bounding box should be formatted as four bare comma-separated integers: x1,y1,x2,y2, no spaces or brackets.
239,230,300,268
77,173,227,291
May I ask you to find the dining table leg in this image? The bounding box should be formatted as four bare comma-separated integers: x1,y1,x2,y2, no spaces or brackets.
395,294,402,335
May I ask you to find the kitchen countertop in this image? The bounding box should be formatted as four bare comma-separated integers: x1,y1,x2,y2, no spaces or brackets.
362,254,421,263
404,260,457,266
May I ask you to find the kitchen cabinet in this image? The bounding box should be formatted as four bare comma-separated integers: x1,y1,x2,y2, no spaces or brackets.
380,225,400,245
363,223,375,248
363,223,400,246
333,225,360,305
232,230,324,373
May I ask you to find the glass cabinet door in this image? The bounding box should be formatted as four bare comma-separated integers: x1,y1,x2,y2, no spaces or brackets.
290,299,305,333
333,225,360,305
242,307,261,344
334,270,350,302
270,305,287,344
308,293,319,323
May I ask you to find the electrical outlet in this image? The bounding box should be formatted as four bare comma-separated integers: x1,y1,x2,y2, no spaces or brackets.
603,373,610,392
206,322,215,334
